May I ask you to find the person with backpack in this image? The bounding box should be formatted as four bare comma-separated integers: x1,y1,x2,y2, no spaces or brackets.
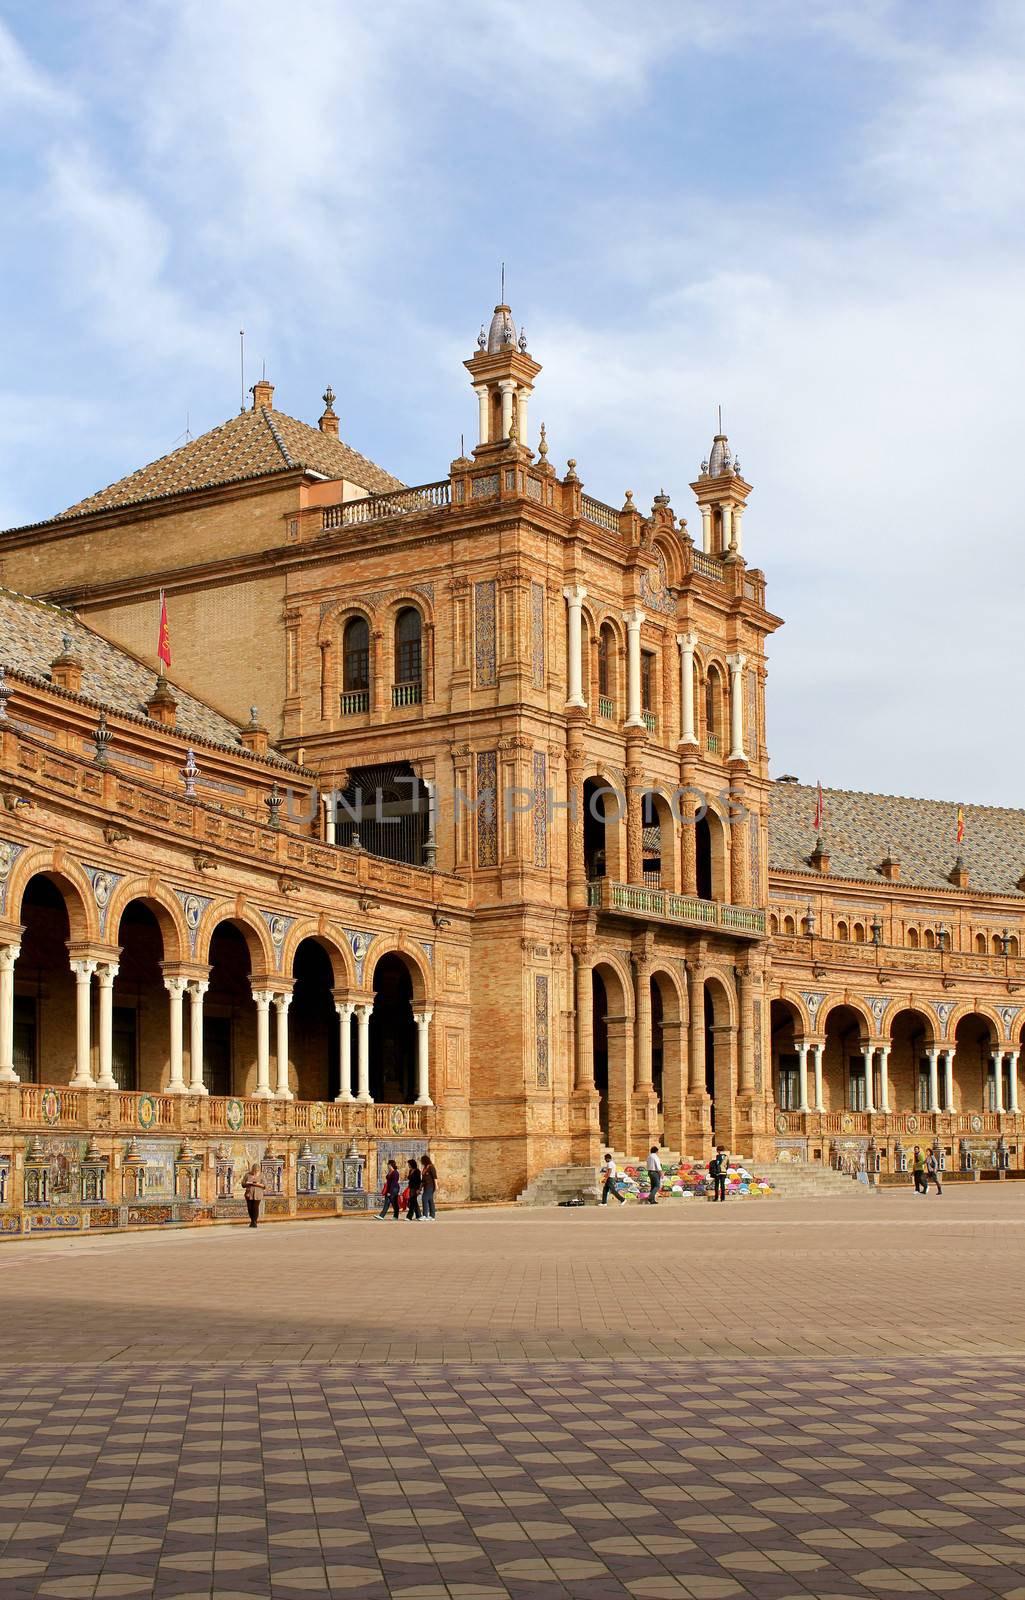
405,1157,423,1221
709,1145,729,1203
925,1147,943,1195
600,1153,625,1206
420,1154,439,1220
375,1159,401,1220
645,1146,663,1204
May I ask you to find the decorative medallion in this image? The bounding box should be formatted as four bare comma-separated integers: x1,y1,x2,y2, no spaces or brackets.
906,1114,919,1133
261,909,294,952
775,1112,789,1134
344,929,373,985
390,1106,408,1134
225,1098,245,1133
174,889,212,955
84,865,122,937
137,1095,158,1130
971,1114,983,1133
800,991,825,1027
0,839,22,917
309,1102,327,1132
40,1087,61,1126
998,1004,1021,1039
863,994,891,1029
841,1113,854,1132
933,1000,954,1032
420,942,434,966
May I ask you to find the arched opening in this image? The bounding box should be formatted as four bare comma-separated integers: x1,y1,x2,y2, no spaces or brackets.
650,975,664,1111
289,939,340,1101
12,875,78,1085
991,934,1003,955
641,791,675,889
852,922,866,944
907,927,920,948
370,954,416,1104
342,615,371,712
640,649,656,725
597,623,617,716
695,809,727,902
782,915,796,936
704,977,733,1134
923,928,936,950
770,998,803,1110
109,900,168,1092
592,969,609,1142
705,667,724,753
650,970,685,1149
334,761,430,866
393,607,423,706
205,922,254,1098
836,920,849,941
769,914,779,935
953,1012,996,1113
888,1007,935,1113
975,933,987,954
583,777,624,883
1010,936,1020,957
821,1003,867,1112
591,961,631,1149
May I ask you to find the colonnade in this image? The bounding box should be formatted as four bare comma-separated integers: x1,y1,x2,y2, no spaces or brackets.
785,1036,1022,1116
0,939,433,1106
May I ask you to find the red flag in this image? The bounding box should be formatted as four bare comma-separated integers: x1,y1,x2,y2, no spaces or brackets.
956,805,965,846
813,781,823,833
157,590,172,670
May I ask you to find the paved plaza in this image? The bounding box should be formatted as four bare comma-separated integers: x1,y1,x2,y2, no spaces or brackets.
4,1191,1025,1598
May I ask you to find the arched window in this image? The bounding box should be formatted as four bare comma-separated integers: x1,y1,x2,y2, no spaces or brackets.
923,928,936,949
975,932,986,953
836,920,849,942
769,914,779,935
393,608,423,705
907,927,920,948
342,616,370,712
853,922,866,944
1009,936,1020,957
597,624,615,712
783,915,796,936
992,934,1003,955
705,667,724,752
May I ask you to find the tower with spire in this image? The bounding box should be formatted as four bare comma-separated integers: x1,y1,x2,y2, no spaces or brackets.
464,299,541,456
690,414,752,558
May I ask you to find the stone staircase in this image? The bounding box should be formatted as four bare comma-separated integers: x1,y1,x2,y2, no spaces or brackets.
516,1165,601,1206
753,1161,878,1198
517,1157,876,1206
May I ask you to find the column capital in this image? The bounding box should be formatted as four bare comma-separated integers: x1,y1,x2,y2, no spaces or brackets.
187,979,209,1000
70,957,98,981
622,607,645,630
497,377,517,393
726,651,747,674
164,975,190,999
96,961,119,986
273,991,293,1013
355,1002,373,1021
251,987,274,1011
472,382,489,397
0,944,21,972
335,999,356,1020
563,584,587,605
413,1009,433,1027
676,630,698,651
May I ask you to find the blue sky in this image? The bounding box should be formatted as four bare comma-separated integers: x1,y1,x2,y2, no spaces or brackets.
2,1,1023,804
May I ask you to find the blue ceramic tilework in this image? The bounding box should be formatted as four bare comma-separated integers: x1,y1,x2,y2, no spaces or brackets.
474,580,497,688
476,751,498,867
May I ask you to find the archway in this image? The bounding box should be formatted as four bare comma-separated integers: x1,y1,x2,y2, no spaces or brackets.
109,900,168,1092
592,969,610,1141
369,953,416,1103
591,960,632,1150
289,938,339,1101
952,1012,996,1113
704,976,734,1134
821,1003,868,1111
695,809,728,902
204,922,254,1098
770,998,804,1110
650,969,686,1151
887,1007,935,1113
583,777,625,883
12,875,78,1085
641,792,676,891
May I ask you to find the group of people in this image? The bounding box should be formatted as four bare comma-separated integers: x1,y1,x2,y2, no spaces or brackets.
911,1145,943,1195
600,1144,732,1205
377,1154,439,1221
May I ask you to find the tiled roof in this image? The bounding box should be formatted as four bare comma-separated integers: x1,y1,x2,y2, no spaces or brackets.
769,781,1025,897
0,586,289,763
45,405,403,524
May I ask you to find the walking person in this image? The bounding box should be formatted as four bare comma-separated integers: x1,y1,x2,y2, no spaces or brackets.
925,1147,943,1196
376,1159,401,1220
600,1152,625,1206
911,1145,926,1194
645,1146,663,1205
710,1145,729,1203
405,1157,423,1221
241,1164,266,1228
420,1154,439,1220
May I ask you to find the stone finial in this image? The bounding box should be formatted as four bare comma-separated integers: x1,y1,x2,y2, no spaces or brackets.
145,673,178,727
621,489,635,513
538,422,549,460
948,854,969,889
93,709,112,767
50,631,84,694
564,458,579,483
809,835,830,873
240,709,269,756
319,385,339,438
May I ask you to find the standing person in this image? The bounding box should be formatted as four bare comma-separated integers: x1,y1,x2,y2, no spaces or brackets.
420,1154,439,1220
600,1153,625,1206
645,1146,663,1205
241,1164,266,1228
911,1145,926,1194
375,1159,401,1221
925,1147,943,1196
711,1145,729,1203
405,1157,423,1221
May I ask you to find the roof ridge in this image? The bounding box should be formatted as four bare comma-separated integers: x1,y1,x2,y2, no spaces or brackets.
774,780,1025,820
261,406,295,469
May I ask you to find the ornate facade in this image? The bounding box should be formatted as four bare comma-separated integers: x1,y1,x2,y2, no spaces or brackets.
0,300,1021,1231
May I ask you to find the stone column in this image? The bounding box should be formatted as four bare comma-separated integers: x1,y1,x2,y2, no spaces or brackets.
812,1042,825,1111
625,759,644,884
573,949,594,1091
661,1016,687,1153
164,976,189,1094
737,968,755,1094
274,993,293,1101
687,964,705,1094
473,383,489,446
323,794,336,846
1008,1049,1020,1114
413,1010,433,1106
677,632,698,747
335,1001,355,1102
188,981,208,1095
726,653,747,763
732,503,745,556
355,1003,372,1103
69,958,97,1089
517,386,531,451
95,962,119,1090
942,1048,954,1113
499,379,515,439
623,609,645,728
927,1047,940,1113
721,503,733,550
700,504,712,553
252,990,274,1099
796,1041,810,1113
862,1043,876,1113
563,586,587,708
634,963,652,1090
0,944,21,1084
879,1044,892,1113
992,1049,1005,1113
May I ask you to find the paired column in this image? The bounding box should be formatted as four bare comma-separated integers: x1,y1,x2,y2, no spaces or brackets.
573,950,595,1091
95,962,119,1090
473,383,489,446
623,609,645,728
862,1043,876,1113
335,1001,355,1102
926,1046,940,1113
164,976,189,1094
0,944,22,1084
700,505,712,553
796,1041,810,1113
811,1042,824,1111
726,653,747,763
499,379,515,439
355,1003,372,1103
676,632,698,747
69,958,98,1088
1009,1050,1020,1114
413,1010,433,1106
563,586,587,708
274,993,293,1100
516,386,531,451
252,989,274,1099
942,1048,954,1113
992,1049,1005,1113
878,1044,891,1113
188,981,208,1095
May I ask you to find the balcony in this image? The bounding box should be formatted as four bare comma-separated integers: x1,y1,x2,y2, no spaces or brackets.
642,711,657,734
392,682,423,708
598,695,615,720
768,932,1025,985
340,690,370,715
321,480,451,532
706,733,720,754
587,878,765,936
11,1083,429,1138
774,1108,1015,1139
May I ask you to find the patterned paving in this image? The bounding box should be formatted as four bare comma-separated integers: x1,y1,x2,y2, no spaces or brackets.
3,1359,1025,1598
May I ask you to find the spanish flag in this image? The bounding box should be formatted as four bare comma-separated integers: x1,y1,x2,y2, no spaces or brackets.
813,781,823,833
157,590,172,670
956,805,965,846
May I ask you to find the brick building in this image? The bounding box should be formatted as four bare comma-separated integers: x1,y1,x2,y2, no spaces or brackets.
0,299,1021,1231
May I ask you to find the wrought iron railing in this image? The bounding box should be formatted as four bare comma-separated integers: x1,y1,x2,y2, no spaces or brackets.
322,480,451,531
587,879,765,934
580,494,620,532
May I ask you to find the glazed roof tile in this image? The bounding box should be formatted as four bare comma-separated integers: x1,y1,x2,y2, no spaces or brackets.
769,781,1025,897
42,404,403,524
